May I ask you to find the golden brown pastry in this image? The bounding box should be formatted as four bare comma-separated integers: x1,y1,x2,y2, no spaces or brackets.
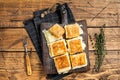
48,39,67,57
70,52,87,69
65,23,81,38
49,23,65,38
67,37,86,54
42,29,62,43
54,53,71,74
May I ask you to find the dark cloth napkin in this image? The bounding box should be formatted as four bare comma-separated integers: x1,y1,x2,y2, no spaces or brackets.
23,3,75,80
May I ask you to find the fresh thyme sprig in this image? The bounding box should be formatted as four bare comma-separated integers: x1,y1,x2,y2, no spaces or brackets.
89,24,106,72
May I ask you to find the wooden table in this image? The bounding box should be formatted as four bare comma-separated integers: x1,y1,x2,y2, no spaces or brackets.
0,0,120,80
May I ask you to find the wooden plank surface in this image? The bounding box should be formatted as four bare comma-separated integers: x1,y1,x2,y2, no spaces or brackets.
0,28,120,51
0,0,120,80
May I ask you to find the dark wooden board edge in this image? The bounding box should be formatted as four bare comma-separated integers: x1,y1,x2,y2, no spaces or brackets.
40,20,90,74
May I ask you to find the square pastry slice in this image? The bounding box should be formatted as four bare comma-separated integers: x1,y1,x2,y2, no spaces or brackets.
42,29,62,43
67,37,86,54
48,39,67,57
65,23,83,38
49,23,65,38
54,53,71,74
70,52,87,69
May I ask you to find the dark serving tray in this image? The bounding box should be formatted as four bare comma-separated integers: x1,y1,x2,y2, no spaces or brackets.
40,20,90,75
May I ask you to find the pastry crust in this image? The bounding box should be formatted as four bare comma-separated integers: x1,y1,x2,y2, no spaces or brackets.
65,23,82,38
70,52,87,69
49,23,65,38
67,37,86,54
42,29,62,43
54,53,71,74
48,39,67,57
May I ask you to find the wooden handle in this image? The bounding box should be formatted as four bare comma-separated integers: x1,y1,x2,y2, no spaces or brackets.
25,54,32,76
61,6,68,25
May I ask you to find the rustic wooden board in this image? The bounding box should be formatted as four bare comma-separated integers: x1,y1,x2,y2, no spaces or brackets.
40,20,90,74
0,0,120,79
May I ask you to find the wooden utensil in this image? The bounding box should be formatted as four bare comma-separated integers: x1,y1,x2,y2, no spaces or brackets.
23,39,32,76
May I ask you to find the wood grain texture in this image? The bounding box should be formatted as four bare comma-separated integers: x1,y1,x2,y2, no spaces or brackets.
25,54,32,76
0,28,35,51
0,28,120,51
0,0,120,80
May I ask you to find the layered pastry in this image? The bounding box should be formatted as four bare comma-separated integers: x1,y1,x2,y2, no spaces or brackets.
67,37,86,54
70,52,87,69
65,23,83,38
48,39,67,57
54,53,71,74
49,23,65,38
42,29,62,43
